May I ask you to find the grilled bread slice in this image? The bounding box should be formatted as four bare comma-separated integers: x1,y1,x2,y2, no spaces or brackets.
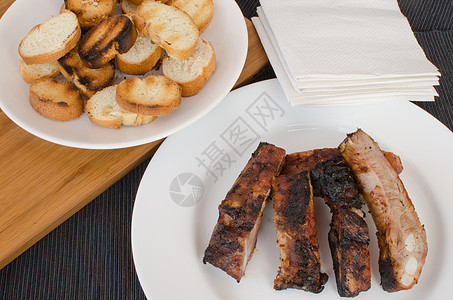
117,36,163,75
134,0,199,60
129,0,214,33
86,85,157,129
58,47,116,98
120,0,138,14
166,0,214,33
29,78,84,121
64,0,116,31
19,58,60,84
116,75,181,115
162,38,215,96
78,14,137,69
18,11,81,65
126,0,144,5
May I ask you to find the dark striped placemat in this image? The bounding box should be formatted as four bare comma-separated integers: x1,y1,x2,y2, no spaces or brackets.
1,1,451,299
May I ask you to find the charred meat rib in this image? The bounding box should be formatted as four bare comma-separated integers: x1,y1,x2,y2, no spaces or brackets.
339,129,427,292
203,142,286,282
310,152,371,297
281,148,339,175
328,207,371,297
272,171,328,293
282,147,403,177
285,149,371,297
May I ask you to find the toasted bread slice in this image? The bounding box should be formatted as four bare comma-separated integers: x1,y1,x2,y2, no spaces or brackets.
120,0,138,14
127,0,144,5
78,14,137,69
86,85,157,129
125,0,213,33
18,11,81,65
162,38,215,96
19,58,60,84
60,2,70,13
166,0,214,33
134,1,199,60
29,78,84,121
116,75,181,115
64,0,116,31
117,36,163,75
58,47,116,98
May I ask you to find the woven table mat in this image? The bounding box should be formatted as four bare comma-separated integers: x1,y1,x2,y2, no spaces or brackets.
1,1,451,299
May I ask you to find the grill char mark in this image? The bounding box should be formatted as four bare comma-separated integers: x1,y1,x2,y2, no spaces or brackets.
78,15,137,69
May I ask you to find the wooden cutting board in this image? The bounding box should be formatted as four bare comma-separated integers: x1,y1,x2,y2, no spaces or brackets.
0,1,269,269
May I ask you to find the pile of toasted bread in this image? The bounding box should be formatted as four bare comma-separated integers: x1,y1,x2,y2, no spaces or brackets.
18,0,216,129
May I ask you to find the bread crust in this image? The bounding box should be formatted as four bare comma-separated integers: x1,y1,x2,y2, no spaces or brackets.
166,0,214,33
87,108,122,129
163,40,216,97
87,108,156,128
64,0,116,31
58,47,116,97
18,12,81,65
19,59,60,84
127,0,144,5
116,36,163,75
87,113,156,129
78,14,137,69
180,50,216,97
116,75,181,115
133,1,199,60
120,0,138,14
29,78,84,121
86,85,157,129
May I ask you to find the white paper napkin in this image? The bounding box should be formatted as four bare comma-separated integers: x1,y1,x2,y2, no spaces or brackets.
253,0,440,105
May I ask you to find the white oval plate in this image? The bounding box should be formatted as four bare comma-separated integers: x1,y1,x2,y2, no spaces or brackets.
0,0,247,149
132,79,453,299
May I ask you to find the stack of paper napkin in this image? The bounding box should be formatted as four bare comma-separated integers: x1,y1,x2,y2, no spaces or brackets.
252,0,440,105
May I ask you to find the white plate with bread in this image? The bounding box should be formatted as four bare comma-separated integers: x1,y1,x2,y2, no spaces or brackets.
0,0,247,149
131,79,453,299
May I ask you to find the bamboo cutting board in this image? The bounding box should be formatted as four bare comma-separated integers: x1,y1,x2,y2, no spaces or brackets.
0,1,269,269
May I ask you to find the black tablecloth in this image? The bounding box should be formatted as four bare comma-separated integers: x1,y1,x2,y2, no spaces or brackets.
1,1,452,299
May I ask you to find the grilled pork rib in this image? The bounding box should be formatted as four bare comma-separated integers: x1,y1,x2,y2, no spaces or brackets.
285,149,371,296
282,148,402,177
272,171,328,293
281,148,339,175
339,129,428,292
203,142,286,282
328,207,371,297
310,153,371,297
